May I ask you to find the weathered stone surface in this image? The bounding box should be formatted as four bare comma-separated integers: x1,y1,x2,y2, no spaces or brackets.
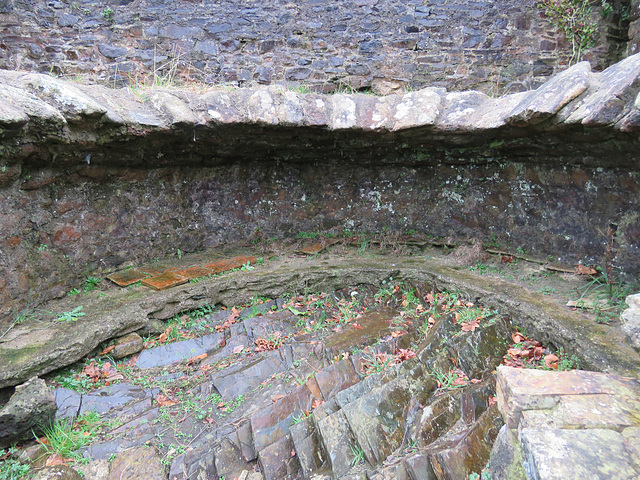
111,332,143,359
622,293,640,351
0,305,148,388
559,54,640,126
496,366,640,429
108,446,166,480
32,465,83,480
488,426,527,480
136,332,225,369
519,428,640,479
0,377,55,448
258,434,301,480
317,410,358,477
507,61,591,125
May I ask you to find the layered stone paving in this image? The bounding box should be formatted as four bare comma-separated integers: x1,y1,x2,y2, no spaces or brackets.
491,366,640,479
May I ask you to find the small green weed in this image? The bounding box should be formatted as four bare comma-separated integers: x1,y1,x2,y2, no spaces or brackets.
0,447,31,479
55,306,86,322
38,411,101,462
349,443,365,466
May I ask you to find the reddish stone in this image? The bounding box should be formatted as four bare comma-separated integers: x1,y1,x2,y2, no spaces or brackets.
6,236,21,247
142,272,188,290
229,255,258,266
204,258,242,273
297,243,324,255
107,268,149,287
138,265,173,276
53,226,82,244
174,266,213,280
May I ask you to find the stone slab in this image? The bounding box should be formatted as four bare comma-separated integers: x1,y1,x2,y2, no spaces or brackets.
142,271,188,290
174,266,213,280
107,268,149,287
136,332,225,368
519,428,640,479
496,366,640,429
204,258,243,273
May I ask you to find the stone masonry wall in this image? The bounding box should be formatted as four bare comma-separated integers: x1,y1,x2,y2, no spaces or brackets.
0,0,625,95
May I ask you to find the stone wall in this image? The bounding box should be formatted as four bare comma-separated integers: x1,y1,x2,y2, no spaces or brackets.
1,55,640,320
0,0,627,95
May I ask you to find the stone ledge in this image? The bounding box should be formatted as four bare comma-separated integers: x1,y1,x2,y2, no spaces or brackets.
1,55,640,168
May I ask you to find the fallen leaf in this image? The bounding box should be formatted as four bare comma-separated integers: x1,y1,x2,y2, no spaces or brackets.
158,332,168,344
291,449,296,457
99,345,115,356
186,353,207,366
461,319,480,332
544,354,559,368
574,264,597,276
155,394,179,407
425,293,435,304
311,398,323,409
488,396,497,406
470,378,482,384
203,417,215,424
352,323,363,329
232,345,245,354
45,453,68,466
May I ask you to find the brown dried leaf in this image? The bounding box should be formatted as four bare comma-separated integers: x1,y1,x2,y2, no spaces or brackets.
575,264,597,276
99,345,115,356
155,394,179,407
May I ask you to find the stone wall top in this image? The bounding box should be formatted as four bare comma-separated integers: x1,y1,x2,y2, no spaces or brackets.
1,53,640,170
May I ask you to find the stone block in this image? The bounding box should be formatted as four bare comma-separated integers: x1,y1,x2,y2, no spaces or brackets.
111,332,143,359
0,377,56,448
519,428,640,479
142,271,188,290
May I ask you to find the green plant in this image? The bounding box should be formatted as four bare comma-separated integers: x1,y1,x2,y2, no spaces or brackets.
349,443,365,466
538,286,556,295
537,0,599,63
177,249,182,260
38,412,101,462
101,7,114,21
240,261,254,271
1,166,6,173
37,244,48,251
56,306,86,322
290,411,311,426
515,246,526,255
1,307,34,341
0,447,32,479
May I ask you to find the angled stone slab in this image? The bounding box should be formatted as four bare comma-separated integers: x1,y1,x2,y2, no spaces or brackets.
496,366,640,429
0,303,147,388
10,72,108,121
209,352,286,401
519,428,640,479
107,268,149,287
519,392,640,431
135,332,224,369
506,62,591,126
258,434,301,480
316,409,359,478
559,52,640,126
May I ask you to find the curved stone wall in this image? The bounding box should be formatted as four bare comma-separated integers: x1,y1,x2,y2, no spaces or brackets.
1,55,640,319
0,0,625,94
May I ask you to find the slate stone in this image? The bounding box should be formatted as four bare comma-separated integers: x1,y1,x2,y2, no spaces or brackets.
0,377,56,448
258,434,301,480
506,61,590,125
316,410,358,477
487,425,527,480
55,387,82,419
519,428,640,479
213,436,247,477
136,332,224,368
290,415,325,476
79,383,147,415
621,293,640,351
112,332,143,359
285,67,311,81
169,444,217,480
403,453,438,479
58,13,79,27
32,465,83,480
109,446,167,480
210,352,286,400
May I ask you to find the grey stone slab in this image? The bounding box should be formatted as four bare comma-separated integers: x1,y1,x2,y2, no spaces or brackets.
136,332,224,368
79,383,147,415
519,428,640,480
55,387,82,419
209,352,286,400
